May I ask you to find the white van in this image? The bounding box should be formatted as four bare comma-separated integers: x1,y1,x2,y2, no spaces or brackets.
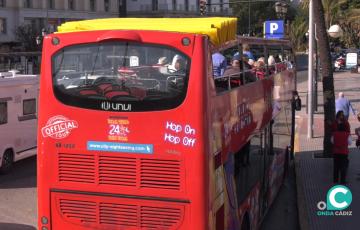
0,71,38,173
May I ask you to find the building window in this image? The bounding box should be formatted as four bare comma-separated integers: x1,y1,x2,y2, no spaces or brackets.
0,102,7,125
90,0,96,11
23,0,32,8
48,0,54,9
0,18,6,34
185,0,189,11
69,0,75,10
0,0,5,7
104,0,109,12
172,0,176,11
152,0,158,11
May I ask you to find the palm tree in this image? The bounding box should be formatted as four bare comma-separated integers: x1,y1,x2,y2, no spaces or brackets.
289,14,308,51
299,0,336,154
322,0,347,28
300,0,347,28
312,0,335,156
333,6,360,48
347,8,360,22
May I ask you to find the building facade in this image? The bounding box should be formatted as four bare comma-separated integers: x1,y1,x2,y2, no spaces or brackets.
127,0,231,17
0,0,231,47
0,0,121,45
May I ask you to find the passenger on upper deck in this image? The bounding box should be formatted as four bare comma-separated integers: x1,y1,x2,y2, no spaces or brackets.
268,55,276,74
242,44,255,60
168,55,186,74
222,55,256,85
154,56,169,74
233,44,255,61
212,52,227,78
254,57,266,80
248,58,255,67
223,56,241,77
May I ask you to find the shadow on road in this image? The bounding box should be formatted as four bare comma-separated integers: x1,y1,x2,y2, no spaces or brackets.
0,156,36,189
0,223,36,230
260,162,300,230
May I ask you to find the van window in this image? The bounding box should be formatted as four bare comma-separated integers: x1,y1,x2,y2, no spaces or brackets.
19,98,37,121
23,99,36,115
0,102,7,124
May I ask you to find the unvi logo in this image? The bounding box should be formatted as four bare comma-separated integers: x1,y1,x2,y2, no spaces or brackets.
317,185,352,216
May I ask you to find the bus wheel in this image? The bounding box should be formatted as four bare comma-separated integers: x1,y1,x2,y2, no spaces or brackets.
0,149,14,174
241,213,250,230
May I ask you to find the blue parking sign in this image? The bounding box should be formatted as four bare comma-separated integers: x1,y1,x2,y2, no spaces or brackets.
264,20,284,39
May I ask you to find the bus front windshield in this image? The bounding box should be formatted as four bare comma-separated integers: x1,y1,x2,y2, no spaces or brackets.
52,42,190,112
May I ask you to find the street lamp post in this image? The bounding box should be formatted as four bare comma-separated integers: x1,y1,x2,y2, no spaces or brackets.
308,0,314,139
328,24,343,38
274,1,288,19
314,26,319,112
274,1,289,38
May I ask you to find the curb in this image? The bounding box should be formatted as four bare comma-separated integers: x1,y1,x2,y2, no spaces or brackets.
294,116,310,230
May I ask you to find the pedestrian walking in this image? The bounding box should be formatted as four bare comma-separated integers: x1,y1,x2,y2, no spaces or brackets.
331,111,351,184
335,92,356,120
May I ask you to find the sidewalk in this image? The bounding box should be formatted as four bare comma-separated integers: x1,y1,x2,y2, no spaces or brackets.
294,70,360,230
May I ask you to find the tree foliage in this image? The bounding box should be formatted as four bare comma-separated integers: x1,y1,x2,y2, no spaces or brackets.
299,0,360,49
289,9,308,51
231,2,280,36
14,24,41,51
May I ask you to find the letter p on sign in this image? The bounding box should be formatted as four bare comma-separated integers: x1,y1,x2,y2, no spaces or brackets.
270,23,279,34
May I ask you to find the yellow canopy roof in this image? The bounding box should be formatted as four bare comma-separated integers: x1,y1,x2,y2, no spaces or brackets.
56,17,237,46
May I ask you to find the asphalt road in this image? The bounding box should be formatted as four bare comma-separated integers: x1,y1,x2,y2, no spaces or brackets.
0,156,37,230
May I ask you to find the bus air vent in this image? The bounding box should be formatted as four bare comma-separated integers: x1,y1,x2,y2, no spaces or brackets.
99,156,137,187
140,206,183,229
59,199,97,224
99,203,138,227
140,159,180,190
58,153,95,183
53,192,185,229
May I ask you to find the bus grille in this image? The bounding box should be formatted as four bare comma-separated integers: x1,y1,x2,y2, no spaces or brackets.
99,203,138,227
140,159,181,190
58,153,95,184
140,206,183,228
59,199,97,224
55,195,185,229
58,153,182,191
99,156,137,187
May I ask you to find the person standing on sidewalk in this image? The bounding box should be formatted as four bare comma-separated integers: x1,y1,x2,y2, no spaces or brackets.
335,92,356,120
331,111,351,184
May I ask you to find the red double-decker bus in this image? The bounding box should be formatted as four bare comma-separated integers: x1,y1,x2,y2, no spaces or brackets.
38,18,297,230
